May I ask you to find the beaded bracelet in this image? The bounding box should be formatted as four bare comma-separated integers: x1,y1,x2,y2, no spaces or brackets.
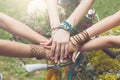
50,21,75,35
58,21,75,34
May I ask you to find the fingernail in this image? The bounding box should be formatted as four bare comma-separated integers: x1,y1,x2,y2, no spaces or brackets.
58,61,60,64
55,60,57,63
60,59,63,63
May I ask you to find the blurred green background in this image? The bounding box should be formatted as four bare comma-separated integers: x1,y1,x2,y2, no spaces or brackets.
0,0,120,80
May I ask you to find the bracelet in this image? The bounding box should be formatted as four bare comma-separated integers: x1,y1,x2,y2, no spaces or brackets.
70,30,90,48
81,30,90,42
58,21,75,34
29,44,46,59
50,21,75,35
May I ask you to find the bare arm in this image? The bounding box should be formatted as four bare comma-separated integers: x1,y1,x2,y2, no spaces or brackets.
69,11,120,61
0,39,50,58
47,0,60,28
46,0,71,63
46,0,94,63
81,36,120,52
0,12,47,43
86,10,120,37
70,10,120,50
66,0,94,27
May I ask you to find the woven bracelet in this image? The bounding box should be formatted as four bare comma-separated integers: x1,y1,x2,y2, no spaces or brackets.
29,44,46,59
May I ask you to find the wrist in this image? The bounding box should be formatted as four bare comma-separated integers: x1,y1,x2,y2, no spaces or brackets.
29,44,46,59
58,21,75,34
50,20,75,35
50,22,60,28
70,30,90,48
51,28,59,36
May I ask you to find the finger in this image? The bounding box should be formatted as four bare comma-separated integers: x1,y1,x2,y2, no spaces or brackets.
72,51,80,62
65,43,69,58
45,38,53,46
55,43,61,63
44,46,51,49
40,41,48,46
40,40,48,43
50,41,56,59
60,45,65,62
72,51,77,62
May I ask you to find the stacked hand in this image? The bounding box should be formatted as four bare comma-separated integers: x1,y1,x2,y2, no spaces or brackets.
45,29,70,63
43,29,89,64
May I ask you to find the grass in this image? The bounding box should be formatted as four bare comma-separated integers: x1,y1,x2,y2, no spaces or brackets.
0,0,120,80
92,0,120,19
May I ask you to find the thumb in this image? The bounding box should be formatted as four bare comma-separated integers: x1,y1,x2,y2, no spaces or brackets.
45,38,53,46
44,46,51,49
72,51,80,62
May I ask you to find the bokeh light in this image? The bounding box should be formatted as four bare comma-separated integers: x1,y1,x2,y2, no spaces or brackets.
27,0,47,17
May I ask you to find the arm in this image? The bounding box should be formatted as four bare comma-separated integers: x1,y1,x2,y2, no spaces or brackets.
68,11,120,61
66,0,94,27
47,0,60,29
0,39,50,58
70,10,120,50
47,0,70,63
46,0,94,63
80,36,120,52
70,36,120,61
86,10,120,37
0,12,47,43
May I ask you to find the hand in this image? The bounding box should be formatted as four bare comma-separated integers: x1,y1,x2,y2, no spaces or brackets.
69,36,81,62
46,29,70,63
69,30,90,62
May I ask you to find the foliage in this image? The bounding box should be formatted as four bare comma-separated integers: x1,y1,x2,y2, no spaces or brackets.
87,50,120,73
86,26,120,80
97,73,118,80
92,0,120,19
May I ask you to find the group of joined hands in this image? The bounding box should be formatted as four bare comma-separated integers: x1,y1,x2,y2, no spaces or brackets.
38,23,89,64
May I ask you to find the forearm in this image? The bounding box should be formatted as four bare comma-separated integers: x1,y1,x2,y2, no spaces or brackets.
0,39,50,58
66,0,94,27
0,12,47,43
86,10,120,37
0,39,31,57
69,11,120,52
47,0,60,28
80,36,120,52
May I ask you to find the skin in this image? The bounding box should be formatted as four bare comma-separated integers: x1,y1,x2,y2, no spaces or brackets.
46,0,94,63
0,12,120,62
71,10,120,61
0,39,51,58
81,36,120,52
0,12,47,43
0,12,49,58
0,5,120,63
